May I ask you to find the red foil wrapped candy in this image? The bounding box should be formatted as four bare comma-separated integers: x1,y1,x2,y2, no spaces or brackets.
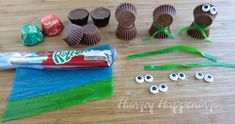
41,15,64,36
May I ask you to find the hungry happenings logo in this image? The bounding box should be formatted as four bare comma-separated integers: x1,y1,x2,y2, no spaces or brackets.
117,97,218,114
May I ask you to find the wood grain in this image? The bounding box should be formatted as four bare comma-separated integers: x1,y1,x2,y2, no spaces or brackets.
0,0,235,124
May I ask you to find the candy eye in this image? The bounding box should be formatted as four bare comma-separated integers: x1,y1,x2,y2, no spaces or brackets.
204,74,214,83
150,85,159,94
169,73,178,81
144,74,153,83
210,6,217,15
202,4,211,12
135,75,144,84
195,72,204,80
178,72,186,80
159,84,168,93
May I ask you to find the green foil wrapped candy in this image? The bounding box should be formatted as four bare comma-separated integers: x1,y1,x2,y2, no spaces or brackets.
21,24,44,46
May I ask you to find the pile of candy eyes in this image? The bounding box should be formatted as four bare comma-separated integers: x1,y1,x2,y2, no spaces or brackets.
135,72,214,94
135,74,168,94
195,73,214,83
169,72,214,83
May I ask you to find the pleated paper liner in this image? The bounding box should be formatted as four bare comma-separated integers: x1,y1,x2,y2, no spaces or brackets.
41,15,64,36
115,3,137,28
116,24,137,41
62,24,83,47
91,7,111,27
21,24,44,46
187,23,210,39
193,3,218,26
80,24,101,45
153,4,176,27
68,8,89,26
148,24,171,39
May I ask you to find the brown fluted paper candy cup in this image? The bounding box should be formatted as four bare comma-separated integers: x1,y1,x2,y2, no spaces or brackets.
153,4,176,27
80,24,101,45
186,3,218,39
91,7,111,27
116,24,137,41
68,8,89,26
115,3,137,28
62,24,83,47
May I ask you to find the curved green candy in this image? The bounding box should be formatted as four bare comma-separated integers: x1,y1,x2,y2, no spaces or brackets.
144,62,235,71
21,24,44,46
127,45,218,62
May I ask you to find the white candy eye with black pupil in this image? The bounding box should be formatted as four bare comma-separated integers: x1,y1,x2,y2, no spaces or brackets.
150,85,159,94
204,74,214,83
159,84,168,92
195,72,204,80
169,73,178,81
202,4,211,12
178,72,186,80
210,6,217,15
144,74,153,83
135,75,144,84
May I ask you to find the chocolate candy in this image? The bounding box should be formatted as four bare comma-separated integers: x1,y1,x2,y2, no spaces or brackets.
41,15,64,36
116,24,137,41
115,3,137,28
91,7,111,27
148,4,176,39
187,3,218,39
81,24,101,45
62,24,83,47
115,3,137,41
153,4,176,27
68,9,89,26
21,24,44,46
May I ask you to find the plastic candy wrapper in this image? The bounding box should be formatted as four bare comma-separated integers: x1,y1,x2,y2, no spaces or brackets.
0,47,116,70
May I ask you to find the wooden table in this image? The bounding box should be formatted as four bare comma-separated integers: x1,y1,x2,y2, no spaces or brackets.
0,0,235,123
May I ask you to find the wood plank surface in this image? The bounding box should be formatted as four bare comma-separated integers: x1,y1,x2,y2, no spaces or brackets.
0,0,235,123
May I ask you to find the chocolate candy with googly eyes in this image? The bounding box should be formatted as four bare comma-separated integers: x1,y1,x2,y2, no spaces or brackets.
150,85,159,94
187,3,218,40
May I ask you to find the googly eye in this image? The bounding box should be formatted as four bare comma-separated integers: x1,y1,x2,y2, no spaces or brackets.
202,4,211,12
150,85,159,94
204,74,214,83
159,84,168,93
210,6,217,15
144,74,153,83
135,75,144,84
178,72,186,80
169,73,178,81
195,72,204,80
